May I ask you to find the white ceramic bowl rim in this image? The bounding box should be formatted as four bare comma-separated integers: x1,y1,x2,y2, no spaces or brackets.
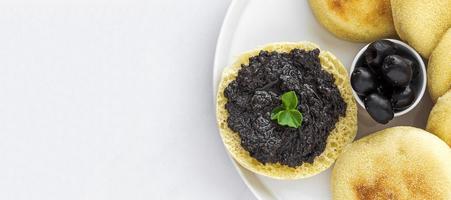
349,39,427,117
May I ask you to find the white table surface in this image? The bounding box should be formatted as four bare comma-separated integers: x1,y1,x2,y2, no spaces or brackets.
0,0,256,199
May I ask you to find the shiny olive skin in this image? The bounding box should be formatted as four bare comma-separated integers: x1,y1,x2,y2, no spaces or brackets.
364,93,394,124
403,57,420,80
351,67,377,95
382,55,413,87
364,40,397,72
392,85,416,110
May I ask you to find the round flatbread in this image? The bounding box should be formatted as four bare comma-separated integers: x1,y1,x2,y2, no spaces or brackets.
308,0,396,42
391,0,451,58
427,90,451,147
428,28,451,102
216,42,357,179
332,126,451,200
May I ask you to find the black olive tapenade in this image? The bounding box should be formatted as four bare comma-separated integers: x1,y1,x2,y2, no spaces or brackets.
224,49,347,167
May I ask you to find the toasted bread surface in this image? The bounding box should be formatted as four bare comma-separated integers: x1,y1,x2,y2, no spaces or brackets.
391,0,451,58
332,126,451,200
309,0,396,42
428,28,451,102
427,90,451,147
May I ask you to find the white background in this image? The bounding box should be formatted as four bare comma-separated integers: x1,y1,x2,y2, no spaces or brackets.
0,0,256,199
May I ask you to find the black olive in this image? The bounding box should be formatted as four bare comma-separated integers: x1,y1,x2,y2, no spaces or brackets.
382,55,413,88
351,67,377,95
391,85,416,110
364,93,394,124
364,40,397,74
403,56,420,80
376,81,394,97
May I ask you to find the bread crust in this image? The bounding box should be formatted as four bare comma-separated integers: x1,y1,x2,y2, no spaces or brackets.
308,0,395,42
216,42,357,179
427,29,451,102
332,126,451,200
427,90,451,147
391,0,451,58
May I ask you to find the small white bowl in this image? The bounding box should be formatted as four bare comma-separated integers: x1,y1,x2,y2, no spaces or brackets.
350,39,427,117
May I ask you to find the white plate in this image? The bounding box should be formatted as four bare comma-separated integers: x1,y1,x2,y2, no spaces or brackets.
213,0,433,199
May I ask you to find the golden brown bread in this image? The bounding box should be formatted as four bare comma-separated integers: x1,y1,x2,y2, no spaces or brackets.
427,28,451,102
216,42,357,179
309,0,396,42
332,126,451,200
391,0,451,58
427,90,451,147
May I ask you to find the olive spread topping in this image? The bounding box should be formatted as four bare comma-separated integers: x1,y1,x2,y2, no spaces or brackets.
224,49,347,167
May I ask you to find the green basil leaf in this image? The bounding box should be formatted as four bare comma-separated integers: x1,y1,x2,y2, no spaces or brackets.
275,111,294,128
281,91,298,109
270,91,303,128
270,106,285,120
288,109,303,128
276,110,303,128
276,111,292,127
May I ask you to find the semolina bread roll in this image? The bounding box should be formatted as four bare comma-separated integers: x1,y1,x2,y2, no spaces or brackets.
427,90,451,147
332,126,451,200
391,0,451,58
427,28,451,102
309,0,396,42
216,42,357,179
